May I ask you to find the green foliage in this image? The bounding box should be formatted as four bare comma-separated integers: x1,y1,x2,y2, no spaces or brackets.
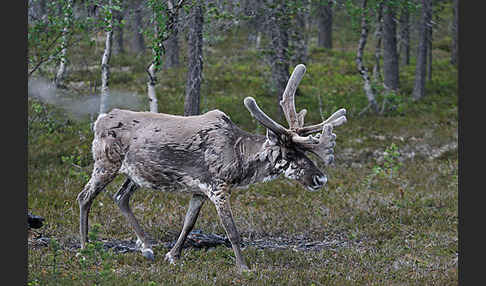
380,143,402,179
77,223,117,284
98,0,123,32
27,280,40,286
61,149,92,182
144,0,190,71
48,238,62,278
365,143,403,190
434,36,452,52
28,99,72,140
28,0,99,76
206,1,235,22
340,0,422,34
110,71,136,85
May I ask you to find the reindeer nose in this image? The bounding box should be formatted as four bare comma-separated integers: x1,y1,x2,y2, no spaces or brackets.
312,175,327,188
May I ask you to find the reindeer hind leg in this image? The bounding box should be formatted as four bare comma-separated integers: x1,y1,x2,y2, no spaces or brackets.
113,177,155,260
165,194,206,264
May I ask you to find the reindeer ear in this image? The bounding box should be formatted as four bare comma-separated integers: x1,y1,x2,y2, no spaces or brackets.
266,129,279,145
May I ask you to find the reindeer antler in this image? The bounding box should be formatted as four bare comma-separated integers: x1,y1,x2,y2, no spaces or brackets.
295,124,337,165
280,64,307,130
244,97,289,137
297,108,347,136
244,64,347,163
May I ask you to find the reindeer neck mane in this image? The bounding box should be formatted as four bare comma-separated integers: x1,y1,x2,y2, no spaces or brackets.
231,127,285,187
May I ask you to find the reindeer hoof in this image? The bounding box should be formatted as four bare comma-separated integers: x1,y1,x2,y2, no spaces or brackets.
164,252,178,265
142,249,155,261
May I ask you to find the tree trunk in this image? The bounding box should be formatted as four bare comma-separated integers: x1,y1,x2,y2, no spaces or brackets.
39,0,46,18
399,5,410,66
163,0,180,69
244,0,263,49
100,3,114,115
113,9,125,55
356,0,378,113
373,2,383,82
55,28,68,88
451,0,458,66
427,25,432,81
29,0,46,22
383,3,400,91
132,1,145,54
412,0,432,101
55,0,73,89
147,63,158,113
164,32,179,68
317,0,333,49
290,0,309,66
164,36,179,69
146,9,161,113
267,0,290,114
184,1,204,116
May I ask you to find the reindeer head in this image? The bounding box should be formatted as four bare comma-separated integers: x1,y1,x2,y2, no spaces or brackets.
244,64,347,191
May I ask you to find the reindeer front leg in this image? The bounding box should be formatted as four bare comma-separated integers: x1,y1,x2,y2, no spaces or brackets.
210,186,250,273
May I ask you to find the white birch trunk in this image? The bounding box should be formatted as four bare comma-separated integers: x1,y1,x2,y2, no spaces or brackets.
55,0,72,88
356,0,378,113
55,27,68,88
147,63,158,113
100,4,113,115
146,8,160,114
256,32,261,50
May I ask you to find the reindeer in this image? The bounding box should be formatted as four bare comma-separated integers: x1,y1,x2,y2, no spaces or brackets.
77,64,347,272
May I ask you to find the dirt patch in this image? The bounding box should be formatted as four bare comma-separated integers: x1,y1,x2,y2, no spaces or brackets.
336,138,457,168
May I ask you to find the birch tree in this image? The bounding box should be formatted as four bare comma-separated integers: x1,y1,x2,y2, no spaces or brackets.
145,0,185,113
341,0,420,114
355,0,379,114
372,2,383,82
28,0,94,78
99,0,117,115
54,0,74,88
